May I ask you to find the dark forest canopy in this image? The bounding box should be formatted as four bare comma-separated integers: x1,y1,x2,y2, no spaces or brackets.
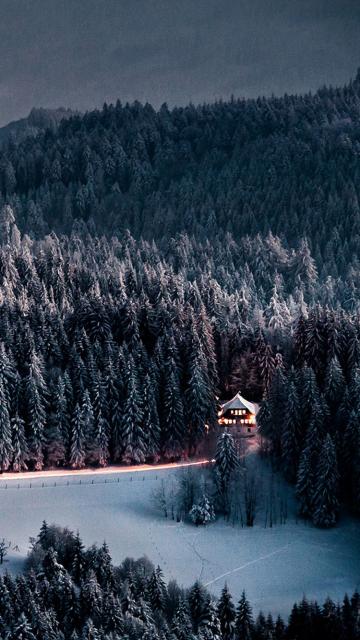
1,70,360,270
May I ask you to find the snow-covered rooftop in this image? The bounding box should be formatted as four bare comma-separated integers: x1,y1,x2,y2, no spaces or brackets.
220,392,259,416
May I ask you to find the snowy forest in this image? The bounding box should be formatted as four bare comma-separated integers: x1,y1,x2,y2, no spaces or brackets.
0,72,359,525
0,522,358,640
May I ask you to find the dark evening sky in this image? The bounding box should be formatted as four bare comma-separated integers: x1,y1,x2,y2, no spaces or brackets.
0,0,359,126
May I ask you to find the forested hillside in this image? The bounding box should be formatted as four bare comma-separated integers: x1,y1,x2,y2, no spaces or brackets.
2,523,359,640
0,74,359,525
0,70,360,270
0,211,357,524
0,108,75,146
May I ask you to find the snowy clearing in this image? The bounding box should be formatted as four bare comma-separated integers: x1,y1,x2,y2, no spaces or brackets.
0,461,359,618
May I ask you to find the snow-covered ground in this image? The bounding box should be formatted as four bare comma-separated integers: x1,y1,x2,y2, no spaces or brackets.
0,462,359,618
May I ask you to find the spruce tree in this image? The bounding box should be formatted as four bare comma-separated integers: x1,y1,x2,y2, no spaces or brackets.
312,434,339,527
185,330,216,453
281,381,301,482
171,599,193,640
198,599,222,639
104,357,122,461
53,376,71,460
296,422,320,518
0,377,12,471
93,410,110,467
7,613,37,640
148,566,166,613
11,413,29,472
162,364,185,459
215,431,239,495
81,390,95,463
324,356,345,412
217,584,236,640
25,352,48,470
143,371,161,461
70,404,86,469
121,355,146,464
235,591,253,640
188,580,208,633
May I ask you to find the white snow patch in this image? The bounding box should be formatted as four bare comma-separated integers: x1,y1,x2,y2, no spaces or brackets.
0,464,359,618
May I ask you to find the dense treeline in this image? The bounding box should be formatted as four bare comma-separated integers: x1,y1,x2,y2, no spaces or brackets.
1,71,360,273
0,207,358,524
0,523,358,640
0,73,359,522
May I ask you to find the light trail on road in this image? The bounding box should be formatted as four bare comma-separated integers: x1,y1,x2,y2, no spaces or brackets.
0,459,213,482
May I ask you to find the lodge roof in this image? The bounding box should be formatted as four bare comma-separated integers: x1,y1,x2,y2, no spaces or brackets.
219,392,259,416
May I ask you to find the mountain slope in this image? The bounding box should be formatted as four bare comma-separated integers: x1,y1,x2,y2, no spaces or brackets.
0,71,359,267
0,107,77,145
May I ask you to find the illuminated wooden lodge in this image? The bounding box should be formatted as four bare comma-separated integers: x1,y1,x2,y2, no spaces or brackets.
218,392,258,437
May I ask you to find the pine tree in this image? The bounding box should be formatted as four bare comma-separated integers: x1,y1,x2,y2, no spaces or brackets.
102,592,124,635
0,376,12,471
295,420,321,518
217,584,236,640
11,413,28,472
121,355,147,463
142,371,161,461
53,376,71,460
81,390,95,463
267,366,288,460
104,356,122,461
93,410,110,467
324,356,345,412
25,352,48,470
7,613,37,640
80,571,102,624
80,618,101,640
185,330,216,453
45,383,66,467
70,404,86,469
148,566,166,613
190,494,215,526
312,434,339,527
215,431,239,496
72,531,85,584
188,581,208,633
171,599,193,640
235,591,253,640
281,381,301,482
293,313,307,368
254,333,276,395
198,599,221,639
162,363,185,459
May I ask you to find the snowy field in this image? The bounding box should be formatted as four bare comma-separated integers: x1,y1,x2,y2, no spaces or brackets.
0,462,359,617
